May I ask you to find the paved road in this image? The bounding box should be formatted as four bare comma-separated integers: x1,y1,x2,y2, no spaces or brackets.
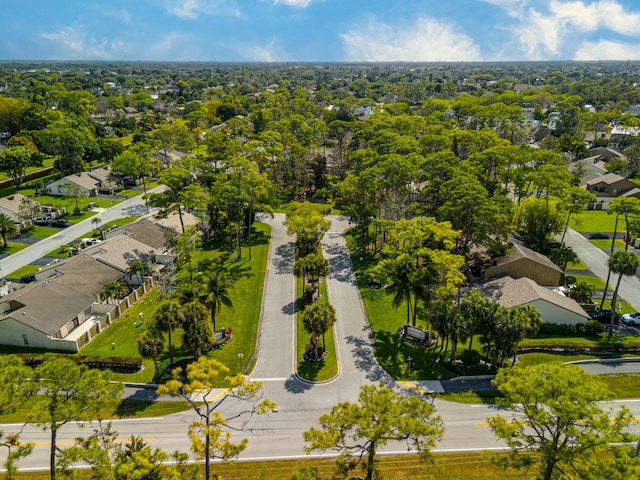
0,186,166,277
562,227,640,312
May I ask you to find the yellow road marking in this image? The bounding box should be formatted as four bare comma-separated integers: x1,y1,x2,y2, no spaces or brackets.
29,437,157,447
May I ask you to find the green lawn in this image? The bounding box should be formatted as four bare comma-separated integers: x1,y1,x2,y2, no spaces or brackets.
0,397,189,423
118,189,142,198
569,210,618,232
572,273,607,290
566,259,589,271
80,222,272,385
0,242,29,255
6,264,41,279
590,239,627,249
347,235,493,380
296,277,339,382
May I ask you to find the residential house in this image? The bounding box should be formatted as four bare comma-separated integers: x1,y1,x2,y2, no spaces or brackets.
583,173,638,198
152,149,195,166
480,243,564,287
0,255,125,352
44,172,102,197
476,275,590,326
83,234,159,285
0,193,34,223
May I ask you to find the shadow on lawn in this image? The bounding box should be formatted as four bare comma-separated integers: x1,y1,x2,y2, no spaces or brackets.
115,400,158,418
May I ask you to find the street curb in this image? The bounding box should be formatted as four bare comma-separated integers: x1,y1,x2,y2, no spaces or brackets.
448,375,496,381
567,357,640,364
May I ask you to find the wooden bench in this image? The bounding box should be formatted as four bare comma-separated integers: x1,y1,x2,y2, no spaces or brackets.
401,324,432,346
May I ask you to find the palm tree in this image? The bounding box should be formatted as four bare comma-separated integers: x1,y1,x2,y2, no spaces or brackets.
568,281,595,304
128,260,151,284
381,254,414,326
549,245,578,273
137,329,165,377
0,213,17,248
154,300,184,367
200,268,236,332
293,253,330,294
302,303,337,360
101,281,128,303
607,251,640,340
460,291,496,351
91,217,102,234
181,301,211,359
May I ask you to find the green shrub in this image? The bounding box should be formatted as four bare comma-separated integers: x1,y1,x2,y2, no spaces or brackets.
460,349,481,367
585,320,604,336
539,322,577,335
16,354,142,373
565,275,577,286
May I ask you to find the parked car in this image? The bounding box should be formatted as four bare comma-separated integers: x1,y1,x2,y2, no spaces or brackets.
19,274,36,283
589,309,620,323
51,219,70,228
80,238,101,247
622,312,640,326
32,216,50,226
589,233,609,240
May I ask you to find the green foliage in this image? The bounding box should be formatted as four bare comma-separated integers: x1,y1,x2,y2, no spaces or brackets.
460,349,481,367
304,383,444,480
489,364,636,480
158,357,276,480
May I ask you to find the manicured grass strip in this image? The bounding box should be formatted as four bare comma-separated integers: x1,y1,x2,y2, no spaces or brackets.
590,239,627,249
0,242,29,255
517,352,600,366
117,189,142,198
296,277,339,382
0,398,189,423
572,274,606,290
9,452,539,480
440,390,502,404
566,260,588,271
569,210,617,232
6,264,41,279
599,374,640,399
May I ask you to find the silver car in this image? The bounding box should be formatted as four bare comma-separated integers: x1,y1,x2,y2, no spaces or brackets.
621,312,640,326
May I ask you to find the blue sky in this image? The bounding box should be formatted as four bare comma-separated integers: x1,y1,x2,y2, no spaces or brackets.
2,0,640,62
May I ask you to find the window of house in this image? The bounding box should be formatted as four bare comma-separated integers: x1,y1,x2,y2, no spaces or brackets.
22,334,28,346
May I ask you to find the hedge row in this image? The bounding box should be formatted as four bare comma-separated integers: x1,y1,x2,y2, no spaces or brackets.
16,354,142,373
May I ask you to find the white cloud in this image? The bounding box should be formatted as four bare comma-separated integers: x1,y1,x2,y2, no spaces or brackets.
341,16,482,62
272,0,314,6
103,8,131,24
549,0,640,36
155,0,240,20
149,32,198,59
234,38,288,61
41,26,118,59
574,40,640,60
484,0,640,60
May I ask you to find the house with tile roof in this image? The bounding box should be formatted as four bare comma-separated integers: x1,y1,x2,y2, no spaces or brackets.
481,243,564,287
44,172,102,197
583,172,638,198
476,276,590,326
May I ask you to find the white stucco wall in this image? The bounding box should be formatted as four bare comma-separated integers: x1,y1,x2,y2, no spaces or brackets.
0,317,78,352
528,299,590,326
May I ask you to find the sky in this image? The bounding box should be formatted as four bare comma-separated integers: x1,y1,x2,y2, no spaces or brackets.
1,0,640,62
